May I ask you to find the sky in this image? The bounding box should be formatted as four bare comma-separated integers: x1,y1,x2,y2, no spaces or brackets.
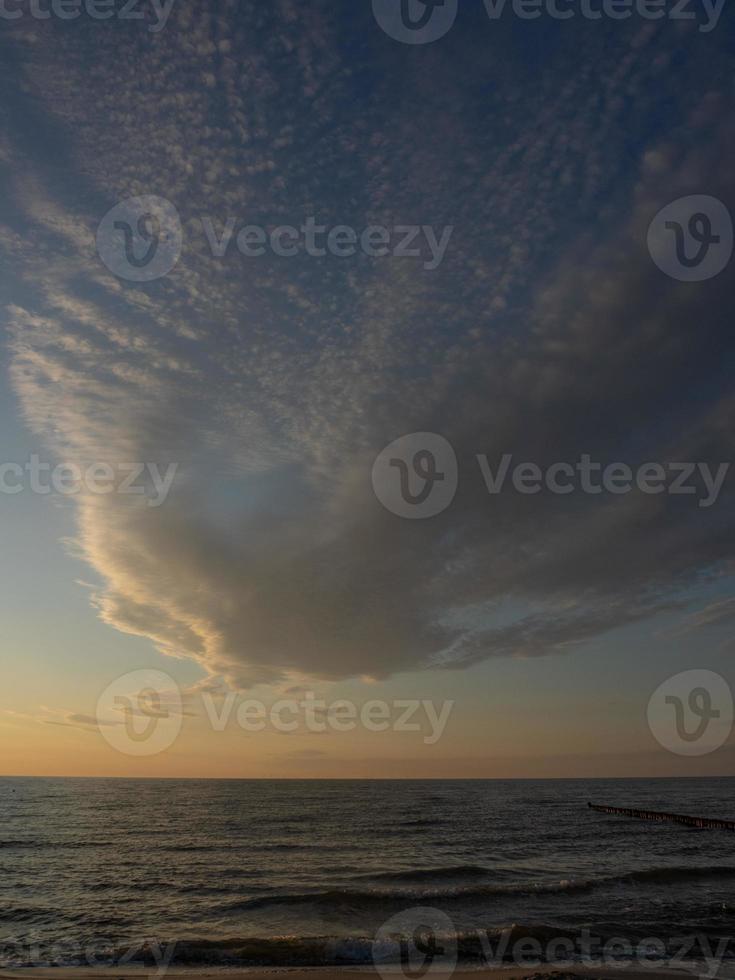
0,0,734,778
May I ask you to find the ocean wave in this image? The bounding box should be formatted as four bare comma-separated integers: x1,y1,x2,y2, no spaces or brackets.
0,904,90,924
161,841,340,852
76,925,732,967
0,838,113,850
212,864,735,914
214,879,596,913
621,865,735,885
365,864,492,882
396,818,450,828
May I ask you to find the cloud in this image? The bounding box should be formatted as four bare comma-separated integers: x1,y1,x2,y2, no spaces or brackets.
1,9,733,690
65,712,119,727
3,707,120,732
673,596,735,634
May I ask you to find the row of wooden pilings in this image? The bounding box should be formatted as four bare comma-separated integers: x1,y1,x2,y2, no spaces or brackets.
588,802,735,831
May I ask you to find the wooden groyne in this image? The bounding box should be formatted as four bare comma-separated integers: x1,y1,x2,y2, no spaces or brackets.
588,802,735,831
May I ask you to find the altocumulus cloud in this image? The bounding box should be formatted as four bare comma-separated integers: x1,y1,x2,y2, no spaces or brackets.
0,2,733,689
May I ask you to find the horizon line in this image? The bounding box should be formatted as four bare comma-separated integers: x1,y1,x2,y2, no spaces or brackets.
3,773,734,781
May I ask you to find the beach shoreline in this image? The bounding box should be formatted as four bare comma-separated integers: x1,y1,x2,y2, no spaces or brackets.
0,966,728,979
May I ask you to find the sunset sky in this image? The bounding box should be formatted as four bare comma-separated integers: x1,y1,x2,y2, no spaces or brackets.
1,0,734,778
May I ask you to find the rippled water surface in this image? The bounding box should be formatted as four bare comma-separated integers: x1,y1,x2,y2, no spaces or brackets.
1,777,734,966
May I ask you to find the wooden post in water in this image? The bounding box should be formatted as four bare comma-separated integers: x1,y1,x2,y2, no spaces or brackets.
588,802,735,831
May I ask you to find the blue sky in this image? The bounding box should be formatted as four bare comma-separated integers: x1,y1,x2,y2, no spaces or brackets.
0,0,734,775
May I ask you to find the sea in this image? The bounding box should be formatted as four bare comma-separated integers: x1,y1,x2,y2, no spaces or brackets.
1,777,734,970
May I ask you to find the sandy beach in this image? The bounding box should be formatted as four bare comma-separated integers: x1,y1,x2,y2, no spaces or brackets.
0,967,726,979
